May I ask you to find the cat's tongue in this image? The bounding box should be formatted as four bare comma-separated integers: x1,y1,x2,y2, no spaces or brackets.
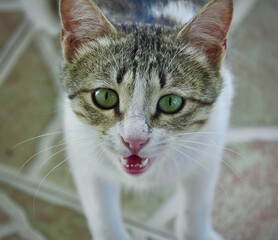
120,155,152,175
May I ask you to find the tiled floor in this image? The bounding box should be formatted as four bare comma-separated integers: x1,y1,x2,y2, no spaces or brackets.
0,0,277,239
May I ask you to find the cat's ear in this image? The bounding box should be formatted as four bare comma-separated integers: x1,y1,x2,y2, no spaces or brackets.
60,0,117,60
176,0,233,68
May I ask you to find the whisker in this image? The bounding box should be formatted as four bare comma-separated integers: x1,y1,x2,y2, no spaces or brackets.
103,44,120,71
16,142,66,177
165,44,189,73
170,145,228,195
168,58,191,76
13,131,63,149
172,146,210,173
175,131,226,137
94,148,105,166
174,142,243,183
33,157,69,217
32,142,95,216
13,129,99,149
167,152,182,178
178,139,252,168
118,46,125,78
16,136,95,177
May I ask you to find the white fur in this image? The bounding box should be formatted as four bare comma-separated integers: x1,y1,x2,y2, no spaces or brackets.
151,1,197,24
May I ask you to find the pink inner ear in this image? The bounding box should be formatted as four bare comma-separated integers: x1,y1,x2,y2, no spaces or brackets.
59,0,114,60
183,0,233,67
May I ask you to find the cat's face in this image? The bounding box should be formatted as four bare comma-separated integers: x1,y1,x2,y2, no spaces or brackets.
60,0,233,177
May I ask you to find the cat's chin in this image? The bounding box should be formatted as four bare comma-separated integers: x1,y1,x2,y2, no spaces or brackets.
119,155,153,175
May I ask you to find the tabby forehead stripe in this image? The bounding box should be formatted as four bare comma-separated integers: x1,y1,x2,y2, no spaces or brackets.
159,70,166,88
116,66,126,83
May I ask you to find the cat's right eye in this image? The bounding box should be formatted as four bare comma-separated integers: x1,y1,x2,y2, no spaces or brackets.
92,88,118,109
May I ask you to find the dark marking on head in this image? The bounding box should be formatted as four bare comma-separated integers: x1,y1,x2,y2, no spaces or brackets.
148,62,153,80
116,66,126,83
156,28,162,51
114,105,122,120
132,61,138,82
159,71,166,88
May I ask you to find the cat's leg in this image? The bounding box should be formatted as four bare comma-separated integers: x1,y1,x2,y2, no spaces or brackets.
175,158,223,240
72,167,130,240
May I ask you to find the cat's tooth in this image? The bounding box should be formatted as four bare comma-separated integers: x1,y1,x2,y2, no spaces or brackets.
126,164,129,168
121,157,127,165
141,159,149,167
139,165,142,168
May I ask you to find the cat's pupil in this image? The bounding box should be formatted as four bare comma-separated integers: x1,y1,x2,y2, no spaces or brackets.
105,91,108,101
169,97,172,106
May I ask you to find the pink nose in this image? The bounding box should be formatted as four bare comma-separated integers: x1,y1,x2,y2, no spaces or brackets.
122,137,149,155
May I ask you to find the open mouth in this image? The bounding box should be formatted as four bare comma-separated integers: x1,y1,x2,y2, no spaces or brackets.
119,155,152,175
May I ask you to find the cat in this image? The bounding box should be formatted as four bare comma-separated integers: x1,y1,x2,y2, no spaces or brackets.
59,0,234,239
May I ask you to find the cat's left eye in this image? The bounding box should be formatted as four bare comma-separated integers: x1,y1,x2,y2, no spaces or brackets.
158,94,184,114
92,88,118,109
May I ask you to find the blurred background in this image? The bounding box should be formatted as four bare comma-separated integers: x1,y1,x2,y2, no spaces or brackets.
0,0,277,239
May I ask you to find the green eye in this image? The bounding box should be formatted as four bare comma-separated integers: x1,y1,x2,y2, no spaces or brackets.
158,94,183,114
93,88,118,109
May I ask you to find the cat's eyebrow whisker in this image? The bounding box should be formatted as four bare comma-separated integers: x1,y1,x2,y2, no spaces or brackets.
103,44,120,71
120,46,125,77
168,59,191,76
165,44,189,74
